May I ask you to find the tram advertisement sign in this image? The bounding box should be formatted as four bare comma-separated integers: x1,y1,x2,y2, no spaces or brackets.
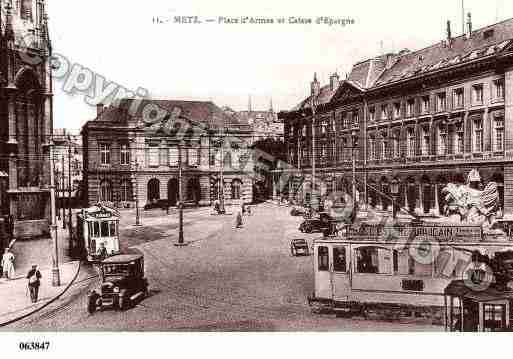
348,224,483,242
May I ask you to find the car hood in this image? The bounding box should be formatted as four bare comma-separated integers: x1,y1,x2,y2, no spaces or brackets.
102,277,127,287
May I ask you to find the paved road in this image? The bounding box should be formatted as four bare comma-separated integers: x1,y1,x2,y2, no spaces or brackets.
7,203,441,331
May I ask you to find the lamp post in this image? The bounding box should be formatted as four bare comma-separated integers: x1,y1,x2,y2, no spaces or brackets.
133,161,141,227
175,145,187,246
310,99,318,211
67,137,73,241
61,155,66,229
49,139,60,287
390,178,400,219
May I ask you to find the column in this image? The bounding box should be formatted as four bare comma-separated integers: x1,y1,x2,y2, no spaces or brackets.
433,183,440,216
503,68,513,214
7,93,17,145
404,183,409,210
272,174,278,200
417,182,424,215
8,154,17,218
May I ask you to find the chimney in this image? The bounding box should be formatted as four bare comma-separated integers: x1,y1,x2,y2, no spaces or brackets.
446,20,452,44
311,72,321,97
96,103,104,117
466,12,473,39
330,72,340,91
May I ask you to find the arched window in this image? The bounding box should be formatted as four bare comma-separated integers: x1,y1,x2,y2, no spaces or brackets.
119,180,132,202
223,151,232,168
21,0,33,20
231,180,242,200
99,180,112,202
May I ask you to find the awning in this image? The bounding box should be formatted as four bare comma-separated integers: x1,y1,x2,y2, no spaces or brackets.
444,280,513,302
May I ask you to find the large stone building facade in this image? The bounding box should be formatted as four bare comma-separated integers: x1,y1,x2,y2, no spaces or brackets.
279,16,513,216
0,0,53,238
82,100,254,210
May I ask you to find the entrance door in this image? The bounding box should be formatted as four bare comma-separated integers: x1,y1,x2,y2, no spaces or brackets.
315,245,332,299
147,179,160,203
168,179,178,206
331,245,351,301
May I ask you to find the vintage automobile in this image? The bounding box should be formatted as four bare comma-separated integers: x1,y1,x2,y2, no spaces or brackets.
87,254,149,313
290,206,308,217
290,238,310,256
299,212,338,236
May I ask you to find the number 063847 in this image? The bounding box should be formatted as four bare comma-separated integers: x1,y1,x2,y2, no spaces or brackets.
19,342,50,351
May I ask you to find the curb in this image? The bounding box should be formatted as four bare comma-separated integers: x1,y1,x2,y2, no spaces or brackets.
0,261,83,328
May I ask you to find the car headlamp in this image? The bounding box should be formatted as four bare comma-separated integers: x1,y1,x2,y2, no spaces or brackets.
113,287,120,293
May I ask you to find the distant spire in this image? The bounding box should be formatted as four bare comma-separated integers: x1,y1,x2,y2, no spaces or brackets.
313,72,318,82
248,95,252,113
269,98,274,113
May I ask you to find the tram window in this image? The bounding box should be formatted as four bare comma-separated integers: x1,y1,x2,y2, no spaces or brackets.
394,249,432,276
93,222,100,237
101,221,110,237
355,246,392,274
109,222,117,237
435,250,457,277
318,246,329,271
333,246,347,272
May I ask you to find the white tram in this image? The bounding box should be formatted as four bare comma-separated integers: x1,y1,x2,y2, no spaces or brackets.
74,204,121,261
309,224,513,321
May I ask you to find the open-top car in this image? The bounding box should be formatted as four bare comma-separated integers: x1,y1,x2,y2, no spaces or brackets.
299,212,338,236
290,238,310,256
87,253,149,313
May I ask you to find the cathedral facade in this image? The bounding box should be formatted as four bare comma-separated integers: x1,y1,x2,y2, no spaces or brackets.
0,0,53,239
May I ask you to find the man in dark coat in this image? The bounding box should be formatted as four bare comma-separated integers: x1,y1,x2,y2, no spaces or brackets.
26,265,42,303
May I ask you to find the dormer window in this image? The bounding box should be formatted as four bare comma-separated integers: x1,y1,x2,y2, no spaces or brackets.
407,99,415,117
494,79,504,100
381,105,388,120
472,84,484,105
453,88,464,109
436,92,447,112
393,103,401,119
421,96,430,114
369,107,376,122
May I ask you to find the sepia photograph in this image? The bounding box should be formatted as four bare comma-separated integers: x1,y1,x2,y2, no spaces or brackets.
2,0,513,355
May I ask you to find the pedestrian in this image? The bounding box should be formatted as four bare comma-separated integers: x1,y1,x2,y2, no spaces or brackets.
241,203,246,216
26,265,42,303
1,247,15,279
7,214,14,241
96,242,108,261
235,211,243,228
247,205,252,216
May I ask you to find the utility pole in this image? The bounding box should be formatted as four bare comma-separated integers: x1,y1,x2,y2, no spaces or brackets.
175,145,187,246
68,138,73,241
49,140,60,287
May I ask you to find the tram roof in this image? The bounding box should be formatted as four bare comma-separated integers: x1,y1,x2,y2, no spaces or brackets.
102,254,143,264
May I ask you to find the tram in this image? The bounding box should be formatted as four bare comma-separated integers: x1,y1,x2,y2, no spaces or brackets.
73,203,121,261
308,223,513,322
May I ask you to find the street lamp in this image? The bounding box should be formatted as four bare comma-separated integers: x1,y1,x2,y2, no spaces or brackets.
175,144,188,247
48,139,60,287
390,178,400,219
310,98,318,211
133,161,142,227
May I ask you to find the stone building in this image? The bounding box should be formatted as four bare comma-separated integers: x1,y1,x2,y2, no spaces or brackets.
0,0,53,238
279,16,513,216
81,100,254,210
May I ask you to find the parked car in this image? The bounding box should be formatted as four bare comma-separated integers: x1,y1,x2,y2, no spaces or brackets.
290,238,310,256
87,254,149,313
290,206,308,217
299,212,338,236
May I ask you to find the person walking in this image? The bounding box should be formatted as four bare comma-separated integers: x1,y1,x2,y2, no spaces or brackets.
235,211,243,229
1,247,15,279
26,265,42,303
96,242,108,261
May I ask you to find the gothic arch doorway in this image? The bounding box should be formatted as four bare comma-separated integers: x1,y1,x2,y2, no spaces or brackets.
187,177,201,205
147,179,160,203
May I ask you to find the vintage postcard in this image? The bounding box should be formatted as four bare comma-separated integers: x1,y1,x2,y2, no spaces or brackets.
1,0,513,356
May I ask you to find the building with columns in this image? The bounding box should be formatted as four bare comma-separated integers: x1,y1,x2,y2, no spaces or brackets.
279,16,513,216
0,0,53,238
81,100,254,210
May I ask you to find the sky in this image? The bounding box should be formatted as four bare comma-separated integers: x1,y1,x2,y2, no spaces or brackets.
47,0,512,130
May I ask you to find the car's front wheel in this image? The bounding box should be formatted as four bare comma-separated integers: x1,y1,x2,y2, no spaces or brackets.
119,295,129,311
87,293,99,314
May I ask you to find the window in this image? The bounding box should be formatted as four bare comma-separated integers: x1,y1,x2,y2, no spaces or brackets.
332,118,336,132
494,117,504,152
392,134,400,158
355,246,392,274
188,148,199,166
321,122,327,135
422,96,430,114
369,137,376,160
438,126,447,155
169,147,179,166
436,92,446,112
472,84,484,105
148,145,159,167
494,79,505,99
453,88,464,109
394,249,433,276
407,128,416,158
160,147,169,166
231,180,242,200
340,113,347,129
302,125,307,137
421,126,430,156
99,180,112,202
369,107,376,122
474,119,483,153
333,246,347,272
407,99,415,117
454,123,464,154
353,110,359,126
100,144,111,165
119,180,132,202
381,105,388,120
393,102,401,119
318,246,329,271
20,0,33,20
120,143,130,165
382,134,388,159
